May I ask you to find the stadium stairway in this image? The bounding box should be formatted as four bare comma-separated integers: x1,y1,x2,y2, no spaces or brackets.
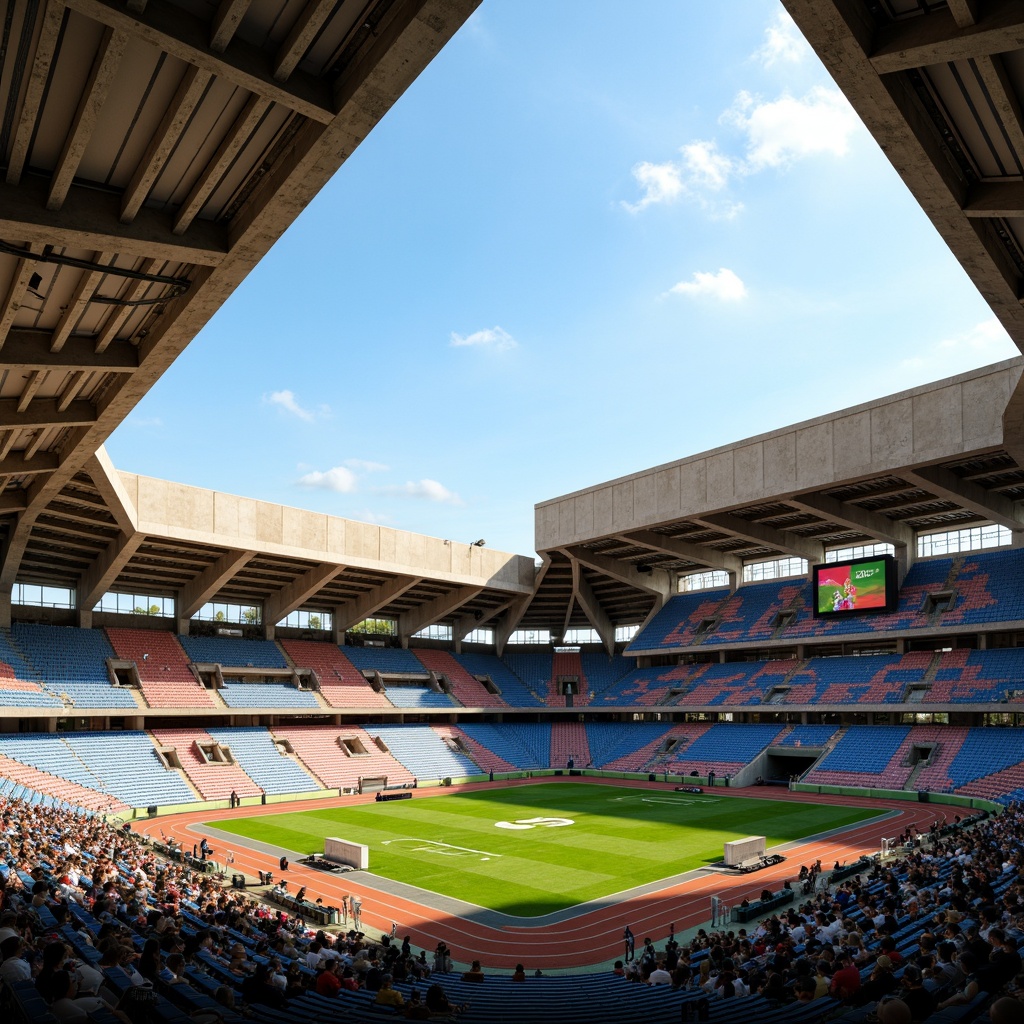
551,650,589,706
446,725,517,773
414,649,507,708
105,628,217,709
279,639,392,709
270,725,416,790
912,727,972,792
551,720,590,768
149,728,262,801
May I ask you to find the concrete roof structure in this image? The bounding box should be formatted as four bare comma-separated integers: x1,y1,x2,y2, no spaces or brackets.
5,0,1024,658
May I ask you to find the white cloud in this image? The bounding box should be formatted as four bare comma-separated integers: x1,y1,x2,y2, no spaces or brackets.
899,318,1018,376
623,86,859,214
265,389,324,422
297,466,358,493
385,479,464,505
723,87,859,171
667,268,747,302
450,326,517,351
345,458,389,473
753,10,809,68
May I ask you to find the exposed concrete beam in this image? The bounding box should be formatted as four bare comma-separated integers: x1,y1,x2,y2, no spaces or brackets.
906,465,1024,531
0,246,42,343
567,545,671,601
963,181,1024,218
870,2,1024,74
172,94,272,235
975,55,1024,159
178,549,257,619
0,399,96,431
63,0,335,124
48,27,128,211
85,446,138,533
0,331,138,373
452,595,516,643
0,177,227,266
273,0,335,81
121,65,214,224
947,0,979,28
94,261,159,352
6,1,64,186
263,561,346,626
0,452,58,476
77,530,145,609
575,568,615,656
399,585,483,642
696,513,823,563
210,0,252,51
334,575,423,634
50,263,106,352
495,592,534,659
619,530,743,576
789,493,914,550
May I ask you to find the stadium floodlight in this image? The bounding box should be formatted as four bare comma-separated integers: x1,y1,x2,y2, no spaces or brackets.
471,539,486,547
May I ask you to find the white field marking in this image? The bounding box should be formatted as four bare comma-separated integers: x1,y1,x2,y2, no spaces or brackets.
494,816,575,830
380,838,500,861
608,795,720,806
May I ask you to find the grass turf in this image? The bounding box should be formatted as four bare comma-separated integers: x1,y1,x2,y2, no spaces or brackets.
209,783,879,917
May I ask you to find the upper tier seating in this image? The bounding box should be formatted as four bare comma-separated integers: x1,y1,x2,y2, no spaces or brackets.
0,678,63,707
64,731,198,807
453,652,543,706
279,639,391,708
381,684,456,709
629,548,1024,651
369,724,479,780
271,725,416,790
500,652,552,702
803,725,911,786
106,628,216,708
176,634,288,669
218,681,322,708
579,651,633,696
149,728,262,800
458,722,551,769
414,650,507,707
205,727,321,795
341,644,424,674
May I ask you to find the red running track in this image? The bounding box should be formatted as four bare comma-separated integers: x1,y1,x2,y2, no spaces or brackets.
140,777,947,971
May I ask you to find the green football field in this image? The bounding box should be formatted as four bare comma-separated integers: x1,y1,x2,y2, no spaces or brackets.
209,783,879,917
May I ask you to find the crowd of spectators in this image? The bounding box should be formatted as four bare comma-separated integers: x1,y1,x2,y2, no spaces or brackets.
1,794,1024,1022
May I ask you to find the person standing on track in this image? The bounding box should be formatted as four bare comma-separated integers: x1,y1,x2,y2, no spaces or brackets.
340,894,349,925
351,893,362,930
623,926,635,962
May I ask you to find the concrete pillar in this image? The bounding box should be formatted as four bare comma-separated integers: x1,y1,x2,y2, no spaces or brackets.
176,618,190,636
0,590,11,628
264,623,275,641
77,609,93,629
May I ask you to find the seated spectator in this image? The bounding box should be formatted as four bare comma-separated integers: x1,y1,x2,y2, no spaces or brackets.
426,982,466,1015
512,963,526,982
47,969,110,1023
462,959,485,982
375,975,405,1008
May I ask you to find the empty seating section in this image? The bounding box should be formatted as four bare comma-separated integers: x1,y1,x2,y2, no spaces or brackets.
798,654,900,704
804,725,911,787
447,725,518,773
341,644,423,674
150,728,262,800
458,722,551,769
585,721,676,769
943,727,1024,790
205,727,321,794
677,661,780,706
0,679,63,707
579,652,633,699
0,628,38,680
773,724,838,747
0,735,109,795
279,639,391,708
66,732,198,807
176,634,288,669
707,581,807,645
453,652,543,706
500,652,551,703
626,590,730,650
370,724,479,780
382,685,456,709
551,720,589,767
271,725,416,790
106,628,216,708
0,752,127,813
218,681,322,708
414,649,507,707
666,723,784,774
907,726,971,793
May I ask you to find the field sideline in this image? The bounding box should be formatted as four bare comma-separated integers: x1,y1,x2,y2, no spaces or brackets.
144,777,947,968
208,783,881,917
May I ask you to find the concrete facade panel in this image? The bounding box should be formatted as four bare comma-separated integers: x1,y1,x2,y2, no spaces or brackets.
612,481,634,532
795,422,834,487
256,502,283,545
349,521,380,560
559,501,576,545
327,516,346,555
656,466,681,518
871,398,913,465
593,487,613,536
706,452,734,508
733,444,764,499
963,370,1009,444
831,411,872,480
913,386,962,459
762,432,797,493
633,472,657,527
678,460,707,512
575,491,595,539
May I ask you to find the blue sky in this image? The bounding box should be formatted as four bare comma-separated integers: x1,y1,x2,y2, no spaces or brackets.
106,1,1018,558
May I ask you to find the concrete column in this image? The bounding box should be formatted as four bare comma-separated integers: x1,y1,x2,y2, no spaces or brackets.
176,618,190,636
77,609,93,629
264,623,275,641
0,590,11,628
